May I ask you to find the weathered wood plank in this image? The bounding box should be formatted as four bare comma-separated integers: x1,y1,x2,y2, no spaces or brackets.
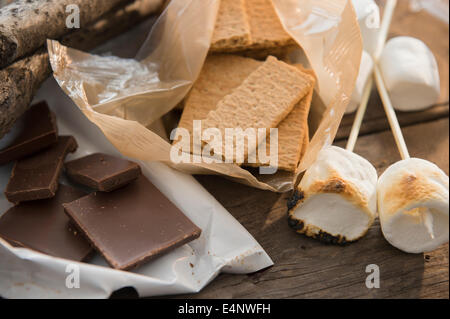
338,117,449,175
175,118,449,299
337,98,448,141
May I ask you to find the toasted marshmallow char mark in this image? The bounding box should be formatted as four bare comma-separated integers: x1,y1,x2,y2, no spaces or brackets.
378,158,449,253
288,146,377,243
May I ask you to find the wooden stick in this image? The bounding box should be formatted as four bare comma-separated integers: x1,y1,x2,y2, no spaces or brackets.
346,0,398,152
345,77,374,152
374,64,410,160
0,0,164,138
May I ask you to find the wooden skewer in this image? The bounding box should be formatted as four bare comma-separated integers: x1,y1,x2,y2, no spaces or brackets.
346,0,398,152
373,64,410,159
346,0,431,242
345,73,374,152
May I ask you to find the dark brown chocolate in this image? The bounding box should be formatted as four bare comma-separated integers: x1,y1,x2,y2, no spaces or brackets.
5,136,78,203
0,184,92,261
0,101,58,165
65,153,141,192
63,176,202,270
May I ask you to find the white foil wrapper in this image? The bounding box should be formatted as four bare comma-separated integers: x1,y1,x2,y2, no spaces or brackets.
0,79,273,298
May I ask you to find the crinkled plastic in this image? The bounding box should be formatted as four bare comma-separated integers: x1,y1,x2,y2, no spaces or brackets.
47,0,362,192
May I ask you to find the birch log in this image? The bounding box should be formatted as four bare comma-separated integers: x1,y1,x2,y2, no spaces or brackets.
0,0,133,68
0,0,164,138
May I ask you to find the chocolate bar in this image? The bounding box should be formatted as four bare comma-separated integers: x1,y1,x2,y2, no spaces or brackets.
65,153,141,192
63,176,202,270
5,136,78,203
0,184,92,261
0,101,58,165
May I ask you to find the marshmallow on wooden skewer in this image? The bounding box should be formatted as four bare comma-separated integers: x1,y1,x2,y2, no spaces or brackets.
346,51,374,114
345,0,380,114
377,158,449,253
288,146,377,244
352,0,380,55
379,36,440,111
345,0,395,119
374,42,449,253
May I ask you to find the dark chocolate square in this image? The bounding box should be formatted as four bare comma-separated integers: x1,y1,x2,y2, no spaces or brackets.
0,184,93,261
5,136,78,203
65,153,141,191
63,176,201,270
0,101,58,165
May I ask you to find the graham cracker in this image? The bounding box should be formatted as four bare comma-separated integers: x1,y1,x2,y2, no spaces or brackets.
175,55,314,171
202,56,314,162
211,0,252,52
246,65,315,172
210,0,295,54
176,54,262,140
245,0,294,49
246,85,314,172
234,44,298,61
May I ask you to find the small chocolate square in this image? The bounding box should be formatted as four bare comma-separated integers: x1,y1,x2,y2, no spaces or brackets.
0,101,58,165
65,153,141,192
5,136,78,203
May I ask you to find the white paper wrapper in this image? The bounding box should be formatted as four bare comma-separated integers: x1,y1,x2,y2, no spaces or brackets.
0,79,273,298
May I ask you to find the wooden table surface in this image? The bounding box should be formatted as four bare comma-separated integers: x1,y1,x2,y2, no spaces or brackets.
175,1,449,299
0,0,446,301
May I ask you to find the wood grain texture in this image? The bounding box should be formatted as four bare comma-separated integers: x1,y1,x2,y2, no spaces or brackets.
337,92,449,141
163,0,450,299
172,118,448,299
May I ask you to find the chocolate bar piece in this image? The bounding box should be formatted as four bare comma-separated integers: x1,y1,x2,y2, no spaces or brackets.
5,136,78,203
63,176,202,270
0,101,58,165
65,153,141,192
0,184,92,261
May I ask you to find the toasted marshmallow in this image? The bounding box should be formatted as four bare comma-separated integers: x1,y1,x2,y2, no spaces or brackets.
352,0,380,55
379,37,440,111
346,51,374,114
378,158,449,253
288,146,377,243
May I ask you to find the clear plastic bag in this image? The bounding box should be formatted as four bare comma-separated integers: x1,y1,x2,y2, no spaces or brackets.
48,0,362,192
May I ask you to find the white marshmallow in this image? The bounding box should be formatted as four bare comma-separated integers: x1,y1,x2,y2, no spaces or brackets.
379,36,440,111
352,0,380,55
378,158,449,253
288,146,378,243
346,51,374,114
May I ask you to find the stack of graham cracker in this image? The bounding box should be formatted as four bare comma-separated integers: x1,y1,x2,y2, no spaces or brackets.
210,0,297,59
174,0,315,173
